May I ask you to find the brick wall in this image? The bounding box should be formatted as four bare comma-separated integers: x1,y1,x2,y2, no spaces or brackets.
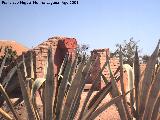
1,36,77,99
2,37,147,93
89,48,146,91
31,36,77,78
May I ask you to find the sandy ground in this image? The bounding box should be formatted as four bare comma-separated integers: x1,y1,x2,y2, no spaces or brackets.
0,91,120,120
77,92,120,120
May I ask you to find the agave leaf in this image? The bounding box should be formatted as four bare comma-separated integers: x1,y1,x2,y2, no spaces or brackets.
61,60,85,120
53,55,68,116
22,54,27,78
17,65,36,120
0,84,19,120
119,46,131,119
107,63,128,120
64,54,90,120
0,107,13,120
25,78,32,98
110,76,128,120
0,49,8,78
42,84,45,120
78,56,103,120
114,66,120,76
32,90,40,120
133,47,140,118
30,51,34,79
87,95,123,120
88,89,134,120
25,51,35,97
123,64,134,91
32,95,41,120
81,82,112,120
139,41,159,116
44,48,55,120
2,61,23,87
87,71,112,110
68,57,92,120
142,67,160,120
87,82,111,110
31,78,46,99
67,52,79,84
58,55,68,81
101,74,109,85
151,97,160,120
55,56,72,120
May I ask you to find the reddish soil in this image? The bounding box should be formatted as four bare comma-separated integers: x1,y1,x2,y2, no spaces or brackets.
77,92,120,120
0,40,28,56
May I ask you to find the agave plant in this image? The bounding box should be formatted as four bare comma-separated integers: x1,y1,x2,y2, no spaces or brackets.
0,41,159,120
119,41,160,120
134,41,160,120
8,47,132,120
0,48,20,120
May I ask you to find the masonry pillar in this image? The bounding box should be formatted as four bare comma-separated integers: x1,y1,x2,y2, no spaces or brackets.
89,49,110,90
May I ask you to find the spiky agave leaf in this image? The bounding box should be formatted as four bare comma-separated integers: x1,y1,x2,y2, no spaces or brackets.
104,52,128,120
58,54,68,81
30,51,34,79
86,56,112,111
17,64,36,120
139,41,159,117
101,74,109,85
88,89,134,120
133,47,140,119
122,64,134,91
61,60,85,120
31,78,46,100
87,80,111,110
2,61,23,87
150,97,160,120
67,52,79,84
78,56,103,120
119,46,131,119
81,82,112,120
31,78,46,120
53,54,68,116
30,50,48,119
22,54,27,78
44,48,55,120
0,84,19,120
68,57,92,120
142,67,160,120
110,75,128,120
123,64,135,117
0,61,22,107
55,56,72,120
0,48,8,78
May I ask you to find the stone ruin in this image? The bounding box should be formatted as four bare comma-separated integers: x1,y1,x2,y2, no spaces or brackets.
88,48,146,91
31,36,77,78
0,37,77,104
0,36,147,98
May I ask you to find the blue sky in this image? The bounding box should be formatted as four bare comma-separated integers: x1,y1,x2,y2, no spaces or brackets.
0,0,160,55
